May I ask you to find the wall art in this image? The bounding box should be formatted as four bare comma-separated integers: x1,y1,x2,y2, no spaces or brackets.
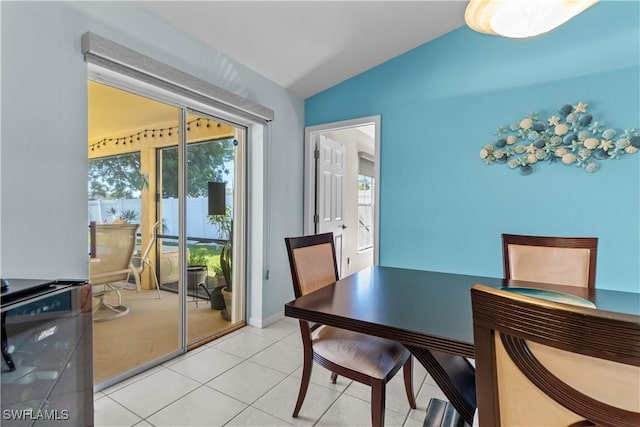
479,102,639,174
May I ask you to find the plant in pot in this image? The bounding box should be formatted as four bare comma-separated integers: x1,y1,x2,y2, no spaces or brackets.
187,249,208,297
208,205,232,320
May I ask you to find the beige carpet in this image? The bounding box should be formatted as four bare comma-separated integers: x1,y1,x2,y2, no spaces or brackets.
92,284,236,385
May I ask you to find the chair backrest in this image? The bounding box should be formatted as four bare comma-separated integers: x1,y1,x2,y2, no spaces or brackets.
471,284,640,427
285,233,339,298
90,223,139,285
140,221,162,261
502,233,597,288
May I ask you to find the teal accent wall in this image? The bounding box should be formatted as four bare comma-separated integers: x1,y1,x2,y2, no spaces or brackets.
305,2,640,292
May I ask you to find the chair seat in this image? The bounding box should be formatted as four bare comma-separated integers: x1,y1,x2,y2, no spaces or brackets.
312,325,408,379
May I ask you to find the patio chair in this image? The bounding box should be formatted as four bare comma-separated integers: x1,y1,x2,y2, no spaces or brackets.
130,220,162,298
90,223,139,321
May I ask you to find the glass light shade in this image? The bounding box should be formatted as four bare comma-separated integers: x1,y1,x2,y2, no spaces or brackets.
465,0,599,38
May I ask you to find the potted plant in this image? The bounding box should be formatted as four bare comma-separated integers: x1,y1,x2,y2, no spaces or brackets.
208,205,232,320
187,250,208,296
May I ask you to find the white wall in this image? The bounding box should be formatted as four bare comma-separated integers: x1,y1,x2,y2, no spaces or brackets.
0,1,304,321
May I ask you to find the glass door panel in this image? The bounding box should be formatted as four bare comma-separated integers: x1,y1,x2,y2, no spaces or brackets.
185,111,246,346
88,81,181,386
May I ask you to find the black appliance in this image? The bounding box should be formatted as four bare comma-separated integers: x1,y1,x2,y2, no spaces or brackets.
1,279,93,426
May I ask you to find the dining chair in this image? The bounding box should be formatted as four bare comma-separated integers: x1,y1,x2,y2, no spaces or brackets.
471,284,640,427
90,223,139,321
285,232,416,427
130,220,162,298
502,233,598,288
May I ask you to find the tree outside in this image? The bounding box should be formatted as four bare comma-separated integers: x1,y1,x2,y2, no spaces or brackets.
88,138,234,200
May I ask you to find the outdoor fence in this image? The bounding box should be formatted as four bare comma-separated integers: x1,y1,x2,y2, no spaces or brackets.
88,196,231,240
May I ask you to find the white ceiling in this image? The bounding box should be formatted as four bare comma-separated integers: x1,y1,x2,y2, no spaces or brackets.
135,1,468,99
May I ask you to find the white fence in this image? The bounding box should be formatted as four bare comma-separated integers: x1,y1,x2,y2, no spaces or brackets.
88,196,231,240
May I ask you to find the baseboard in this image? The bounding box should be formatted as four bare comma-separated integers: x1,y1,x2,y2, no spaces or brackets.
248,310,284,328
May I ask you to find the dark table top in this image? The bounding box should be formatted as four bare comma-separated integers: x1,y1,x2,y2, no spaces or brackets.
284,265,640,358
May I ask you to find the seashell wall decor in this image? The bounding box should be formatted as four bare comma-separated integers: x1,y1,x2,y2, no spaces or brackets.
479,102,639,174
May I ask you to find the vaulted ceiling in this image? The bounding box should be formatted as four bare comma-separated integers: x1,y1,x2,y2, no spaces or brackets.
135,1,467,98
90,2,468,144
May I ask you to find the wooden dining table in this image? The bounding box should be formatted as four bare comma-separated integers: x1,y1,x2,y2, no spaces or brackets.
284,265,640,425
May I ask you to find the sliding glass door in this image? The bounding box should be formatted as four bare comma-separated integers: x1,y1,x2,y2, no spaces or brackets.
89,81,246,388
161,110,246,347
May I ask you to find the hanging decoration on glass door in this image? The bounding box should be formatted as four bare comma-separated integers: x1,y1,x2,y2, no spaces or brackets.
479,102,639,175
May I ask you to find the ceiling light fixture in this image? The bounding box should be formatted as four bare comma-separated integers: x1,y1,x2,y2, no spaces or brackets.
465,0,599,38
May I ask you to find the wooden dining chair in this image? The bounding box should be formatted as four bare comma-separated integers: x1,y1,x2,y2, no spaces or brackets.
285,232,416,427
502,234,598,288
471,284,640,427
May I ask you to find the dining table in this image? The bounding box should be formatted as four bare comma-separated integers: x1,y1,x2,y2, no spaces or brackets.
284,265,640,425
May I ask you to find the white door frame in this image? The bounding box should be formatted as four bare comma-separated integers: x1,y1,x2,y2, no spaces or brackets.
303,115,381,265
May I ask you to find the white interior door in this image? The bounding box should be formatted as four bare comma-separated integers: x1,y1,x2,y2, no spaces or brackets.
316,135,345,277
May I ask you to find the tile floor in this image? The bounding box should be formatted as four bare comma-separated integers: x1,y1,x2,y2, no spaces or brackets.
94,317,450,426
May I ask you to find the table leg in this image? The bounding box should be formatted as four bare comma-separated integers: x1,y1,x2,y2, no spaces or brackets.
405,345,476,425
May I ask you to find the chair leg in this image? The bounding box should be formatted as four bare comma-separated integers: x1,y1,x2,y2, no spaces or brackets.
403,356,417,409
130,263,142,292
293,352,313,417
370,379,385,427
330,372,338,384
145,261,162,299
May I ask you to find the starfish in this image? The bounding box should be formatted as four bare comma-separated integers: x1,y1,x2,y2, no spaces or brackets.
573,102,588,113
494,126,508,136
548,115,561,126
527,111,539,120
526,143,537,154
599,140,613,151
570,140,583,152
589,121,604,135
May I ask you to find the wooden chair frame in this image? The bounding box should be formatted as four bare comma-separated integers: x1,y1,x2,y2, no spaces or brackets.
502,233,598,289
285,232,416,427
471,284,640,427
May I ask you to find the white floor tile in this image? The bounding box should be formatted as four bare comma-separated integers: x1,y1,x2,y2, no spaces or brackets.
290,364,353,393
315,393,407,427
101,364,166,395
248,340,303,374
280,330,303,348
243,319,299,340
211,331,275,358
206,360,287,404
167,346,243,383
94,324,453,427
108,368,201,418
226,406,294,427
146,385,247,426
403,414,426,427
94,396,142,427
252,375,341,426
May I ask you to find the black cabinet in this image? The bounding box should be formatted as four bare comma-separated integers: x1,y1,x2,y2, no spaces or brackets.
1,281,93,426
